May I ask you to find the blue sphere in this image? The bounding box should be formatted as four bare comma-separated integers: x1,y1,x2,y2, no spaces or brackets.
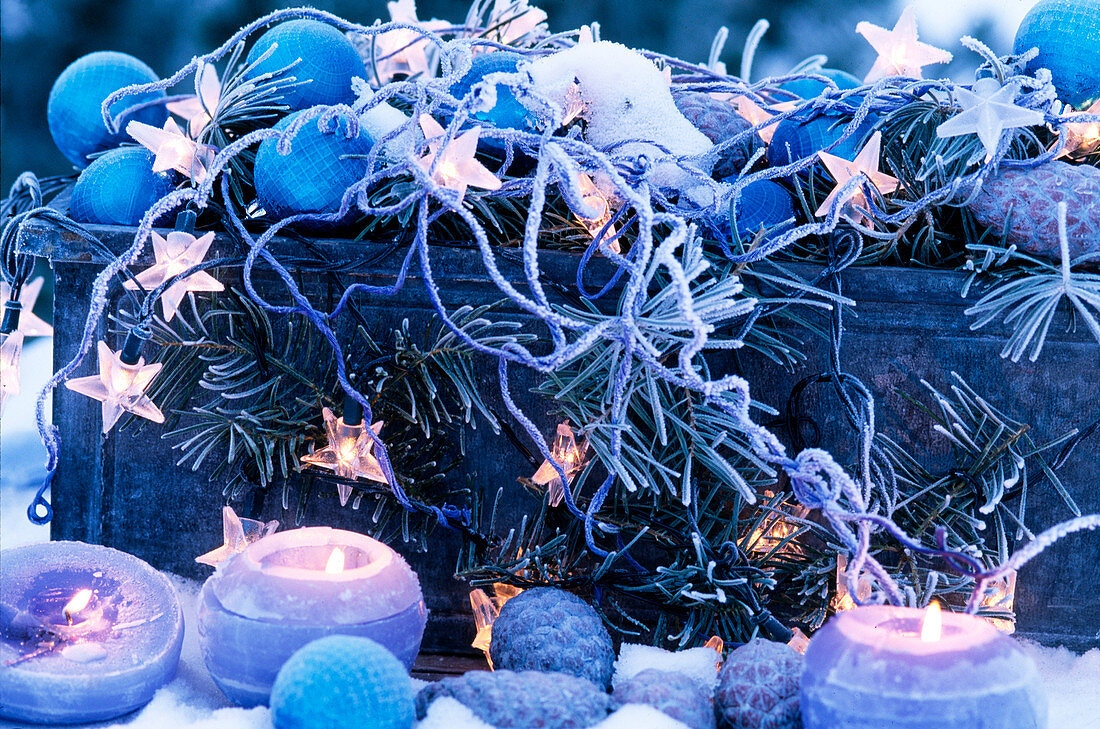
1014,0,1100,107
767,110,876,167
246,20,364,111
449,51,534,132
730,179,797,241
47,51,167,167
271,636,414,729
779,69,862,100
254,110,374,219
69,147,176,226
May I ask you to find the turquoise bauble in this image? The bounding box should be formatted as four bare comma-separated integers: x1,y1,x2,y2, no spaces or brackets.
767,110,876,167
245,19,364,110
271,636,414,729
449,51,534,132
779,69,862,100
1014,0,1100,107
254,110,373,219
730,179,797,241
69,147,176,226
47,51,167,167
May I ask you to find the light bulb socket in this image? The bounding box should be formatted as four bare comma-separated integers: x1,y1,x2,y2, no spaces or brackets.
342,392,364,427
1,301,22,335
175,209,197,234
752,610,794,644
119,330,145,366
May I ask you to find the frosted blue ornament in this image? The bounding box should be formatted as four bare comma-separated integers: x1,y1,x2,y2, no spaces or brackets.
767,110,876,167
449,51,534,132
1014,0,1100,107
730,179,797,241
246,20,364,111
271,636,414,729
47,51,167,167
779,69,861,100
254,110,373,219
69,147,176,226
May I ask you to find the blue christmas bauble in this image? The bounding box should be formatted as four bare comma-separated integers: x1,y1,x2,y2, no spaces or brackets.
270,636,414,729
1014,0,1100,107
246,20,364,111
69,147,176,226
254,110,374,219
730,179,797,241
449,51,534,132
47,51,168,167
767,110,876,167
779,69,862,100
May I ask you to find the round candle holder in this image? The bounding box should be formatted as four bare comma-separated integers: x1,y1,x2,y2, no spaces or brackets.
801,604,1047,729
198,526,427,707
0,542,185,725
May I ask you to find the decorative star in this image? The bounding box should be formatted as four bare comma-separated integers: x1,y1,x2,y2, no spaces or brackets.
936,78,1045,162
417,115,503,201
531,421,590,506
0,330,23,415
65,341,165,433
196,505,279,567
486,0,547,44
301,408,387,506
122,230,224,322
166,62,221,139
372,0,449,83
1,277,53,337
1055,100,1100,159
856,6,952,83
573,173,619,252
127,118,216,183
731,96,794,144
815,131,899,225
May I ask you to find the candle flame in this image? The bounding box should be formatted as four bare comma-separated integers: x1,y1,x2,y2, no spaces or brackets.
325,548,345,574
920,601,942,642
64,589,93,623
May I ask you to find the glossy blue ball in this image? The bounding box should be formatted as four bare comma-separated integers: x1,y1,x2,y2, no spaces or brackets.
254,110,374,219
271,636,414,729
47,51,167,167
246,20,364,111
730,179,797,241
449,51,534,132
1014,0,1100,107
767,110,876,167
779,69,862,100
69,147,176,226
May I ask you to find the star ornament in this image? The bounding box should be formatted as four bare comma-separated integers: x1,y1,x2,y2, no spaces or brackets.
301,408,387,506
127,118,216,183
486,0,548,44
372,0,449,83
65,341,165,433
936,78,1045,162
196,505,279,567
815,131,899,225
123,230,224,322
531,421,590,506
417,115,502,202
857,6,952,83
731,96,795,144
1055,100,1100,160
166,62,221,139
573,173,619,251
1,277,53,337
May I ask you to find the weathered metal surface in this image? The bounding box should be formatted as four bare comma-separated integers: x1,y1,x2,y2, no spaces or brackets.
18,221,1100,652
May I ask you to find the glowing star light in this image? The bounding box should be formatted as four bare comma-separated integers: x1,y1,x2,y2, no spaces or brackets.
123,230,224,322
417,115,502,202
166,62,221,139
1,278,54,337
486,0,547,44
936,78,1044,162
300,407,387,506
531,421,590,506
731,96,794,144
372,0,449,83
65,341,165,433
573,173,619,252
815,131,899,225
856,6,952,82
127,118,215,183
1056,100,1100,160
195,505,279,567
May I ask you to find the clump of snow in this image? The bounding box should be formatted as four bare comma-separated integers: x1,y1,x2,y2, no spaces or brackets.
415,697,496,729
613,643,719,694
1023,642,1100,729
589,704,693,729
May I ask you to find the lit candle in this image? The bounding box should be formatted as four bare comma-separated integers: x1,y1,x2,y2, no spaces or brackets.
0,542,184,724
198,526,427,707
800,602,1047,729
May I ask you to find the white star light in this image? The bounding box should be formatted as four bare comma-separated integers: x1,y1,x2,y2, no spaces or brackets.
166,63,221,139
1,278,53,337
301,408,388,506
123,231,224,322
372,0,449,83
815,131,900,225
196,505,279,567
127,118,216,183
417,115,502,202
65,341,165,433
856,6,952,83
731,96,796,144
486,0,547,44
936,78,1045,162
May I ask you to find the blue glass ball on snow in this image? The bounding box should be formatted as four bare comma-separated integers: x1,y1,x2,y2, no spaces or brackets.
767,110,876,167
1014,0,1100,107
69,147,176,226
246,20,364,111
779,69,862,100
449,51,534,132
730,179,797,241
271,636,414,729
254,110,374,219
47,51,167,167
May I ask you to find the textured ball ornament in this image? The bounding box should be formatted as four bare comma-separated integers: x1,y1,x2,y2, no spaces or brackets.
767,110,876,167
47,51,168,167
1014,0,1100,107
69,147,176,226
779,69,861,101
489,587,615,689
246,19,364,110
614,668,717,729
254,110,373,219
715,639,802,729
449,51,534,131
730,179,797,242
270,636,414,729
416,670,612,729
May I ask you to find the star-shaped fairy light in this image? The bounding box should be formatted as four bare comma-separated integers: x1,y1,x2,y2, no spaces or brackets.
936,78,1045,162
486,0,547,44
0,329,22,415
574,173,619,252
65,340,165,433
531,421,590,506
1055,100,1100,160
195,505,279,567
815,131,899,225
731,96,796,144
166,62,221,139
127,118,216,183
372,0,449,83
0,278,53,337
417,115,502,202
856,6,952,83
122,230,224,322
470,581,524,666
301,407,387,506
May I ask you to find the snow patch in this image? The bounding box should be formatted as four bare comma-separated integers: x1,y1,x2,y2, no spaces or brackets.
614,643,719,694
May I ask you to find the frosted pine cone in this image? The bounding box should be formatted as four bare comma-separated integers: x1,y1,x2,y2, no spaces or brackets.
489,587,615,689
966,160,1100,260
614,668,716,729
674,91,758,177
715,639,802,729
415,670,612,729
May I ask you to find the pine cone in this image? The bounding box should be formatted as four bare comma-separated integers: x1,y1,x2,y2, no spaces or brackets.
416,670,612,729
674,91,758,177
715,639,802,729
966,160,1100,260
614,668,716,729
489,587,615,689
